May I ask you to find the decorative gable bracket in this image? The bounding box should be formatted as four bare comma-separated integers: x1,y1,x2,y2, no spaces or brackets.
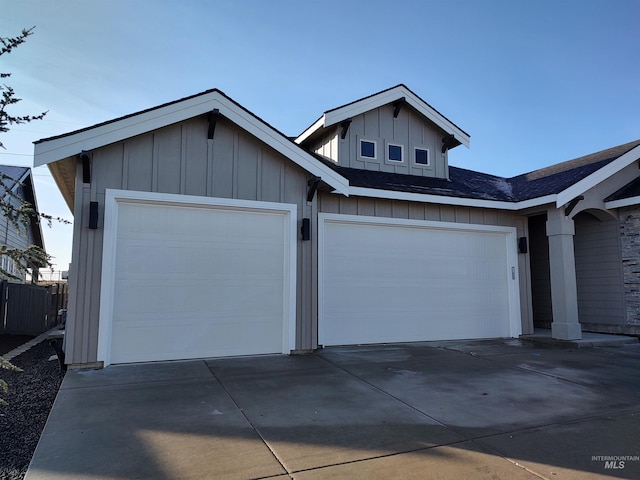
442,134,458,154
208,108,221,140
340,119,352,140
80,151,92,184
393,97,405,118
564,195,584,216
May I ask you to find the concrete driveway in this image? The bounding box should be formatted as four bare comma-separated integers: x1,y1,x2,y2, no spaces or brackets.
26,339,640,479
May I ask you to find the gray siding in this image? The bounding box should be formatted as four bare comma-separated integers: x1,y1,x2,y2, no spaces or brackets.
0,185,37,283
318,193,533,333
312,104,450,179
574,212,626,325
312,128,339,163
528,214,553,328
66,116,314,365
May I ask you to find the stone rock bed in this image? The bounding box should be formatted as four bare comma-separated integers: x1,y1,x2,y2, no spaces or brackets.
0,341,65,480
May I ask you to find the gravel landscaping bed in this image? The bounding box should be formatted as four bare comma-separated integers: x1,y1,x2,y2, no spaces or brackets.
0,336,35,357
1,340,65,480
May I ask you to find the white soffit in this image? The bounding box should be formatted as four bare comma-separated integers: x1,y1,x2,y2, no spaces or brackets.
33,90,350,196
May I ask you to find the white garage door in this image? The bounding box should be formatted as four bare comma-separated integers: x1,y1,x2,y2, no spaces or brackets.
319,214,521,346
98,191,296,365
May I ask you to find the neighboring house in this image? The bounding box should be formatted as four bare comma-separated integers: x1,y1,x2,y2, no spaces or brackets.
33,85,640,368
0,165,45,283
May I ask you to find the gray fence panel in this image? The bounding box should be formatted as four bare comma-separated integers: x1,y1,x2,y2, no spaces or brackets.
0,281,58,335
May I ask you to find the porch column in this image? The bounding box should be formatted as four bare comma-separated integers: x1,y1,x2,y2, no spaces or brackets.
546,209,582,340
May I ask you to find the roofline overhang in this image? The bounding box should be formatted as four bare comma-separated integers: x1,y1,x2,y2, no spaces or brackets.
8,169,46,251
34,90,350,197
342,186,556,211
295,85,470,149
25,171,46,251
605,196,640,209
555,144,640,208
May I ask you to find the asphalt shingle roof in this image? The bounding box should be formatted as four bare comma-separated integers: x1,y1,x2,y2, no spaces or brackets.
605,176,640,202
321,139,640,203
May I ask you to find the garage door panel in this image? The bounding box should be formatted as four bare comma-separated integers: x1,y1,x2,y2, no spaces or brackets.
113,282,283,317
113,316,283,363
320,216,517,346
103,197,293,364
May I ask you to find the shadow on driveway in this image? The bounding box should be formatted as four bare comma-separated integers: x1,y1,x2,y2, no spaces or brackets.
24,339,640,479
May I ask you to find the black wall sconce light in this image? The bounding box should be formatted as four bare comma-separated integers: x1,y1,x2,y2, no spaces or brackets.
518,236,528,254
301,218,311,241
89,201,99,230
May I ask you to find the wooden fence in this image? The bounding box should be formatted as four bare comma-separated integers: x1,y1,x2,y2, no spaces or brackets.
0,281,68,335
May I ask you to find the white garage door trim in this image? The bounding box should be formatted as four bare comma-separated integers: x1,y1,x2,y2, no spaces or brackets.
97,189,297,366
318,213,522,345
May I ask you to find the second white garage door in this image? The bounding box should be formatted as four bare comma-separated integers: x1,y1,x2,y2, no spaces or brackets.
98,191,297,365
318,214,521,346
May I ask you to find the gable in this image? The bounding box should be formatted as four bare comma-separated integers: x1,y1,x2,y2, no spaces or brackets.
34,89,350,212
0,166,45,251
296,84,470,149
33,85,640,216
86,114,314,207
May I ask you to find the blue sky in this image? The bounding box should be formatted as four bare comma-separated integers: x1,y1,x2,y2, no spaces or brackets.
2,0,639,272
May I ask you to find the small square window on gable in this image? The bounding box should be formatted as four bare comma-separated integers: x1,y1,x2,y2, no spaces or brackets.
414,147,430,166
387,143,403,162
360,139,376,159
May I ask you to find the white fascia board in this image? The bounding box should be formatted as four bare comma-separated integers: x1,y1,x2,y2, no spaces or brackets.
322,86,470,148
295,116,325,145
34,91,223,167
555,144,640,208
605,196,640,209
346,186,556,211
33,91,350,195
210,96,349,195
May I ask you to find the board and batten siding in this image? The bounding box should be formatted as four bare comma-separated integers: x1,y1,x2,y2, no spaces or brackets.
312,104,450,179
574,212,626,325
65,116,315,365
318,193,534,334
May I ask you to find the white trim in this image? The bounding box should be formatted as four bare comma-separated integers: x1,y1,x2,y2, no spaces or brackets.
413,146,431,167
345,186,557,211
295,116,324,145
297,86,470,149
385,142,405,164
605,196,640,209
556,144,640,208
359,138,377,160
33,90,350,196
317,213,522,342
97,189,297,366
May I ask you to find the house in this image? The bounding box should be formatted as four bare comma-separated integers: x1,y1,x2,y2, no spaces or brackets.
33,85,640,368
0,165,45,283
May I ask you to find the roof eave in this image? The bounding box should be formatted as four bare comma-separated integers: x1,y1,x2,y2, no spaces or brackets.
33,90,350,197
555,144,640,208
344,186,555,211
295,116,325,145
323,86,470,149
34,90,224,167
294,85,470,150
605,196,640,209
